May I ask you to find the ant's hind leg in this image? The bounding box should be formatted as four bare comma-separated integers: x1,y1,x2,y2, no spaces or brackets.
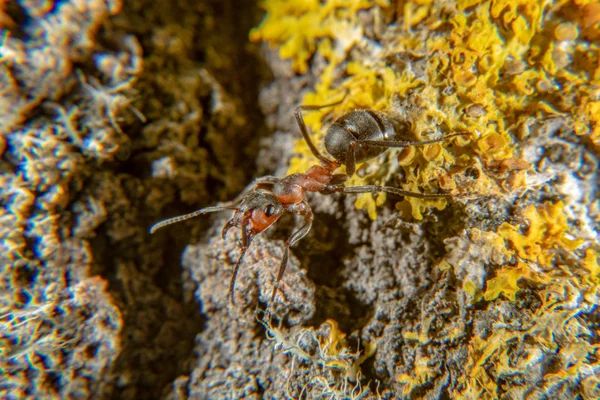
357,131,468,149
342,185,457,199
344,132,468,177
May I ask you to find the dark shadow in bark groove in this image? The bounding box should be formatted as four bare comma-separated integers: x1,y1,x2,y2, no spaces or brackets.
87,0,271,398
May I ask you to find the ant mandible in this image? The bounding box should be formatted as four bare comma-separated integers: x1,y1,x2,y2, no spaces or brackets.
150,100,466,309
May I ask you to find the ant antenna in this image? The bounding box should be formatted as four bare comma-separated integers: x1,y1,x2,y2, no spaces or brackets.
149,205,238,234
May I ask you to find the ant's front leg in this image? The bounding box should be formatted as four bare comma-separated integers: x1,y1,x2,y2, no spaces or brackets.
266,201,313,314
229,224,256,306
344,132,468,178
294,98,345,169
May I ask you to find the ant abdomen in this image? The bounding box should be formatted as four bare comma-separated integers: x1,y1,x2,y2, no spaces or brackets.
324,110,406,165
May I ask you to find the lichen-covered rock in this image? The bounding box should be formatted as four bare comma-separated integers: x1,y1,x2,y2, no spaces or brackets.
177,230,315,398
225,0,600,398
184,224,316,322
3,0,599,399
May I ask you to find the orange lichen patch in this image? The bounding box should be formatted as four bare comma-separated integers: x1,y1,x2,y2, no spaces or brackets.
422,143,442,162
397,146,417,166
498,201,584,266
477,132,512,159
582,249,599,286
438,173,457,191
487,157,531,172
555,22,579,41
484,156,532,192
453,69,478,87
397,354,438,396
501,169,528,192
483,262,548,301
319,319,376,379
581,1,600,28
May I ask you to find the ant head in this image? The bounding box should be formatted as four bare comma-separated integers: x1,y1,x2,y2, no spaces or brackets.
222,189,285,239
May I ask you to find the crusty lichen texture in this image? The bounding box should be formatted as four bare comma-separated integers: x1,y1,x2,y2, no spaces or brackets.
3,0,597,398
252,0,600,220
249,0,600,398
439,200,599,399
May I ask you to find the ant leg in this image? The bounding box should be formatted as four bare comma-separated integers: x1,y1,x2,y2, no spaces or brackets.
355,131,468,149
345,141,359,178
341,185,457,199
267,202,313,311
229,225,255,305
229,245,249,305
294,99,344,169
344,132,467,178
270,246,289,307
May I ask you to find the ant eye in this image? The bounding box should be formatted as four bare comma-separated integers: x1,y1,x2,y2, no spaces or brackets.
264,204,276,217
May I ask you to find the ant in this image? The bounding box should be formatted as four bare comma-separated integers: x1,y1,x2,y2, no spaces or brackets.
150,100,468,310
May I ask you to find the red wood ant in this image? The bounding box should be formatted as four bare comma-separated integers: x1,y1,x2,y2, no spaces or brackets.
150,101,467,308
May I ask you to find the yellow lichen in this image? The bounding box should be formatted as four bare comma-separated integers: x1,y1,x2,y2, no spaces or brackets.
582,249,599,286
397,354,438,396
463,280,484,303
463,201,585,303
483,262,545,301
261,317,376,386
321,319,350,369
397,146,417,166
456,285,600,399
250,0,390,73
355,191,387,220
445,199,598,398
555,22,579,41
402,330,429,344
498,201,584,266
252,1,600,396
320,319,377,380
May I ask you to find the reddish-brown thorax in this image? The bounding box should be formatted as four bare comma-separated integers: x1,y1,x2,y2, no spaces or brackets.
272,164,338,205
